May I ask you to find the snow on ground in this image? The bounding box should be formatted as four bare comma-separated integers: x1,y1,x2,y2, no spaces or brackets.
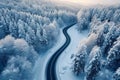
56,25,88,80
33,28,66,80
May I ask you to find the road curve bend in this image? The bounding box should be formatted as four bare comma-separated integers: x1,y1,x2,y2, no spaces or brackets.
46,23,76,80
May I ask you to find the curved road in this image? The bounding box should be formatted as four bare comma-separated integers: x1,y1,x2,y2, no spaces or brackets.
46,23,76,80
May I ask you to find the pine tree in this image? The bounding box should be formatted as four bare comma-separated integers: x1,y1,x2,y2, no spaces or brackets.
113,67,120,80
102,25,120,56
17,19,26,38
73,45,87,75
86,46,101,80
106,37,120,71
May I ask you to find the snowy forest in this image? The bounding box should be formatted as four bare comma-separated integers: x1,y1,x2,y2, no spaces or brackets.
0,0,77,80
73,6,120,80
0,0,120,80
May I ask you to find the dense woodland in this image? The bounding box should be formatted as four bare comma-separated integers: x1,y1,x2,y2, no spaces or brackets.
0,0,120,80
0,0,77,80
73,6,120,80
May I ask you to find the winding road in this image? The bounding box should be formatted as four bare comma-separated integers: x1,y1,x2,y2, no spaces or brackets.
46,23,76,80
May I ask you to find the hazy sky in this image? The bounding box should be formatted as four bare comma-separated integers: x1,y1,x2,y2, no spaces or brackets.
52,0,120,5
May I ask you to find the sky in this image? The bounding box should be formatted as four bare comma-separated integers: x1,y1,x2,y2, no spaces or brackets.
52,0,120,5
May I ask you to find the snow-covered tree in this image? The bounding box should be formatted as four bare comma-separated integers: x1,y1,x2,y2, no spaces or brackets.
106,37,120,71
86,46,101,80
102,24,120,56
113,67,120,80
91,21,110,46
44,20,59,43
113,10,120,23
77,9,92,31
0,35,38,80
1,56,33,80
17,19,26,38
73,45,87,75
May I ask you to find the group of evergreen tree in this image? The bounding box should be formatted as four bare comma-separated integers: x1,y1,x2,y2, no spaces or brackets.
0,0,77,80
73,6,120,80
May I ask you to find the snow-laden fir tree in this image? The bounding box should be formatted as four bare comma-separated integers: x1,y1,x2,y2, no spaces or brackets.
106,37,120,71
113,67,120,80
86,46,101,80
0,35,38,80
102,24,120,56
89,21,110,47
73,45,87,75
77,9,92,31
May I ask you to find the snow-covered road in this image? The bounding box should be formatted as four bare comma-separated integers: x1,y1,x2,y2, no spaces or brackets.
56,25,88,80
33,29,66,80
33,25,88,80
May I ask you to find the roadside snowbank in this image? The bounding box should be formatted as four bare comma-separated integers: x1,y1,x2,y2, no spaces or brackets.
56,25,88,80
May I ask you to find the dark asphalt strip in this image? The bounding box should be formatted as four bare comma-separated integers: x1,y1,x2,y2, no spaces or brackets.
46,23,76,80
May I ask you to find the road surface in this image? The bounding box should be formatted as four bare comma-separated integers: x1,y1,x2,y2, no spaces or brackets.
46,23,76,80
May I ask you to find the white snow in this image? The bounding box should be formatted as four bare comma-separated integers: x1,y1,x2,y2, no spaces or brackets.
33,28,66,80
56,25,88,80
